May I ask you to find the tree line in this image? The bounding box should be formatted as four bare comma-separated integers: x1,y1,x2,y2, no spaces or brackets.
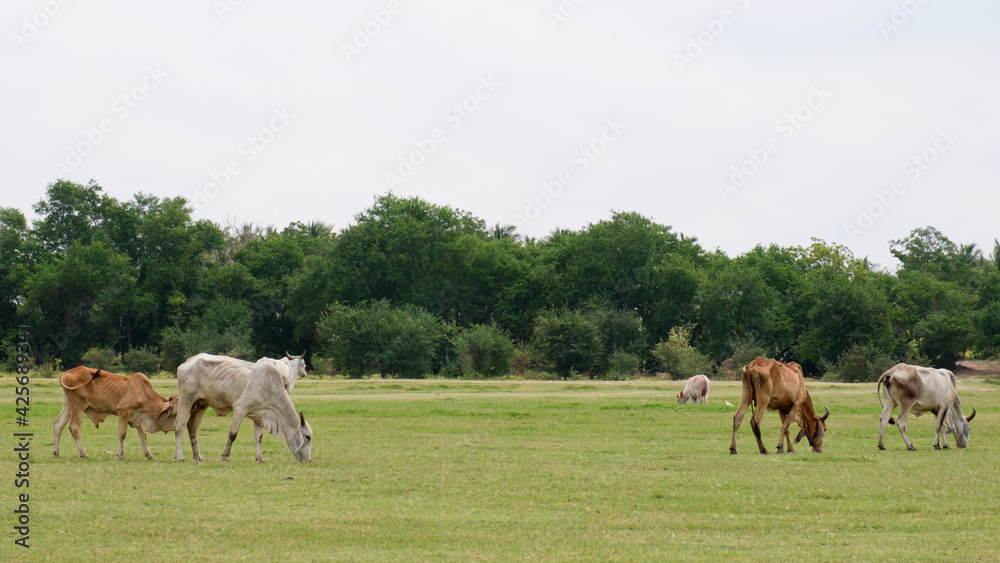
2,180,999,381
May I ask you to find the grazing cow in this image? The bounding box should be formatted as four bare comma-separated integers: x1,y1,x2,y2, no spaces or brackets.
877,363,976,451
174,353,312,463
256,351,307,391
729,357,829,455
677,374,711,405
53,366,178,460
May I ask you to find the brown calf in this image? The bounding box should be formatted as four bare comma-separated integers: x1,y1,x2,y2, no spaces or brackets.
729,357,829,455
53,366,178,460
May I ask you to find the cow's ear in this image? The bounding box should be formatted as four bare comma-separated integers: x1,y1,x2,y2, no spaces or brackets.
159,396,178,419
299,411,306,427
794,427,805,444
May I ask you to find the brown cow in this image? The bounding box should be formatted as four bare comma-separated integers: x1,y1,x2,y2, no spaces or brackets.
729,357,829,455
53,366,178,460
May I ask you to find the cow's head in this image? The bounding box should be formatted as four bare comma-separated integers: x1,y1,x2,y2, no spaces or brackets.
285,351,308,389
945,405,976,448
157,395,179,424
794,406,829,453
676,390,689,404
291,411,312,463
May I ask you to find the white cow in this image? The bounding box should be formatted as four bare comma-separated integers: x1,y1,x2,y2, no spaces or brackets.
257,352,307,391
677,374,711,405
174,353,312,462
877,363,976,451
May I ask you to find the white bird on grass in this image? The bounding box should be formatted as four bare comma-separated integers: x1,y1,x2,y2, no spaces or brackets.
724,398,733,407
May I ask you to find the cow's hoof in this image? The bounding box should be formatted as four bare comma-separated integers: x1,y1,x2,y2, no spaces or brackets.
53,452,59,457
943,444,950,449
760,451,770,455
907,446,916,451
878,445,885,451
729,448,737,455
195,456,204,462
80,454,88,459
933,444,941,450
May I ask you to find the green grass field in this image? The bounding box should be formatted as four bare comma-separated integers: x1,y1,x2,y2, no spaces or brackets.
1,375,998,561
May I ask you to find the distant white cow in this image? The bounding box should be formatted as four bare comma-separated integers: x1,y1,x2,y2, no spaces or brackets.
677,374,711,405
256,352,307,391
877,363,976,451
174,353,312,462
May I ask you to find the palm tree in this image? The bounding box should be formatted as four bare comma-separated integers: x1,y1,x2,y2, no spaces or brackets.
991,239,1000,269
489,223,521,242
958,243,983,265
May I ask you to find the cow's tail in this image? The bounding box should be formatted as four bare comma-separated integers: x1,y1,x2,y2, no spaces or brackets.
876,367,895,425
742,364,757,411
60,368,101,390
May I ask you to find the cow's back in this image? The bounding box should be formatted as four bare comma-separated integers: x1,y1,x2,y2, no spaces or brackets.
177,354,255,409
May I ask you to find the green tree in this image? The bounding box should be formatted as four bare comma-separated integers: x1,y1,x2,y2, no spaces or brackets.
652,327,712,379
24,241,137,364
316,299,441,378
531,309,602,378
453,324,514,378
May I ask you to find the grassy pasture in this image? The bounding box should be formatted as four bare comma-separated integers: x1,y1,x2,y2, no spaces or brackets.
1,376,998,561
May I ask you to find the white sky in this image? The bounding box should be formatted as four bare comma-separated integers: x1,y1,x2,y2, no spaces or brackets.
3,1,998,269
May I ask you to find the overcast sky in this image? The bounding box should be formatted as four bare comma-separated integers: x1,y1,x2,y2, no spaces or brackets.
3,1,998,268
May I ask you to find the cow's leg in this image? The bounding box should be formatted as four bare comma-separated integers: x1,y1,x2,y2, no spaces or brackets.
116,410,130,460
933,407,949,450
895,403,916,451
878,399,895,450
137,428,153,460
729,378,754,454
749,399,771,455
52,399,71,457
174,396,194,461
777,411,796,453
186,406,208,462
68,406,88,458
254,421,265,463
221,405,249,461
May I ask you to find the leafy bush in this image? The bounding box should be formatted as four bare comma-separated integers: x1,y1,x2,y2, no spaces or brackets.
310,356,335,378
727,333,771,373
123,346,160,374
316,299,442,378
32,359,62,379
454,324,514,378
160,325,257,372
532,309,602,378
601,351,641,381
822,343,894,383
80,347,124,372
511,344,534,376
651,327,712,379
